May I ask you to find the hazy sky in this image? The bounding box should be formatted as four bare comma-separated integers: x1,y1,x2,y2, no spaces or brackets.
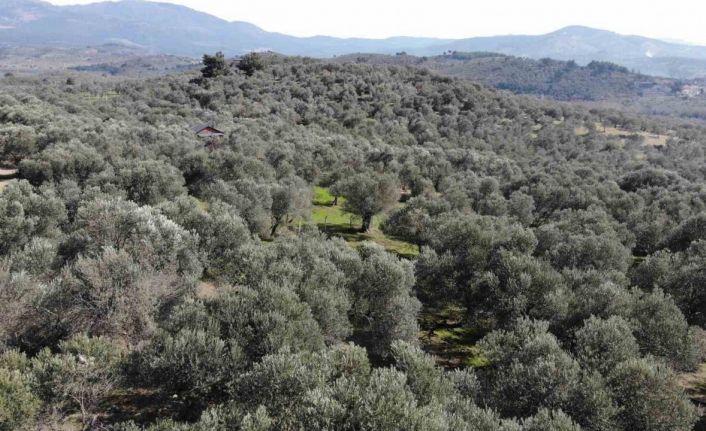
46,0,706,45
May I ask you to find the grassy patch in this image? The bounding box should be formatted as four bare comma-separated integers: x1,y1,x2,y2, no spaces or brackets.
313,186,340,206
679,363,706,404
79,90,120,103
679,363,706,430
195,280,218,299
604,126,669,147
574,125,590,136
632,255,647,266
311,202,356,227
578,123,670,147
311,187,418,258
194,197,209,212
418,305,489,369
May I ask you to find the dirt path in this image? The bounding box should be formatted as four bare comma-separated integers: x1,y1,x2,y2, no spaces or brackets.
0,168,18,178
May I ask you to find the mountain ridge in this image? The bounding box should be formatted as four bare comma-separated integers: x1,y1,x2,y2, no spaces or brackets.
3,0,706,78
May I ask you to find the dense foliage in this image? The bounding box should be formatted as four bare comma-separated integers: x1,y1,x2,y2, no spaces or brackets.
339,52,706,122
0,54,705,429
339,52,683,100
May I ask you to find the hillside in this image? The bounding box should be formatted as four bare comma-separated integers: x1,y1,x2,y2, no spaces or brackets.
339,52,686,100
435,26,706,78
0,45,198,76
338,52,706,122
0,54,705,429
3,0,706,78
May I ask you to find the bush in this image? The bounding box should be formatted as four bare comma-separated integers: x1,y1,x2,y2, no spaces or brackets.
57,248,185,341
631,289,704,371
608,358,697,430
137,328,242,405
31,335,123,428
521,409,581,431
0,367,39,431
574,315,639,374
479,319,581,418
237,53,265,77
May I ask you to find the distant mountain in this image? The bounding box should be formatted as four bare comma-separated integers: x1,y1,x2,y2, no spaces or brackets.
434,26,706,79
2,0,706,78
0,0,447,57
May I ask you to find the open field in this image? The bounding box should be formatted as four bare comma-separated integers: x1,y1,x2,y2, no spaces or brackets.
575,123,672,146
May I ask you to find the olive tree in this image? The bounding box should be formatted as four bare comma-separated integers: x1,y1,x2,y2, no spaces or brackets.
608,357,697,431
0,367,39,431
116,159,186,206
31,335,123,428
68,198,202,276
201,52,230,78
337,172,400,232
351,243,420,357
237,53,265,77
269,177,311,237
478,318,581,419
57,248,185,341
574,315,639,374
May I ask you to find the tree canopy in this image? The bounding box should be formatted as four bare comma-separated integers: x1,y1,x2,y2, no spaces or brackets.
0,53,704,430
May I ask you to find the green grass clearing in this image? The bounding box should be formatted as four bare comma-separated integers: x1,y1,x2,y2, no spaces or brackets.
311,187,418,258
313,186,342,206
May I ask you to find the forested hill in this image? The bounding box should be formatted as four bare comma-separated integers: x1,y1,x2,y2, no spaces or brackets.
1,55,705,429
338,52,688,101
0,45,199,77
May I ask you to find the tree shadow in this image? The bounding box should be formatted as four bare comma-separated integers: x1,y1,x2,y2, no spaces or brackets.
418,305,489,369
102,388,205,426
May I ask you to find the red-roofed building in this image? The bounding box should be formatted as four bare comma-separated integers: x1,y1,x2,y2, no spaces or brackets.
191,124,225,148
191,124,225,138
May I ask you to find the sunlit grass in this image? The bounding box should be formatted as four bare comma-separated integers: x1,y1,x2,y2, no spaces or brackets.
310,186,418,258
576,122,670,147
313,186,339,206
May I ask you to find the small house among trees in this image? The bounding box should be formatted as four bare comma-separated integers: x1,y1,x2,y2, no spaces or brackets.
191,124,225,148
191,124,225,138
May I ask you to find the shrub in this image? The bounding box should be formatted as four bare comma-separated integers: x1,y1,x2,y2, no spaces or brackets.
0,367,39,431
